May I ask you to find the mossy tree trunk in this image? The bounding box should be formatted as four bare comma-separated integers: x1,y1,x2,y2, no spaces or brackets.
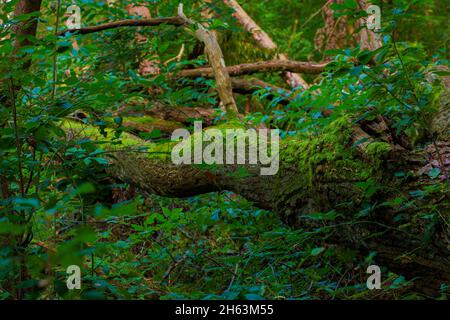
66,98,449,295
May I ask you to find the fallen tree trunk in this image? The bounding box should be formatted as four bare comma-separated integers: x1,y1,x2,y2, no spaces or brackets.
142,103,216,126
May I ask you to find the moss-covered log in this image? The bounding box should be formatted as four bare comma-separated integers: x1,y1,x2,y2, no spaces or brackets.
63,104,449,295
61,68,450,297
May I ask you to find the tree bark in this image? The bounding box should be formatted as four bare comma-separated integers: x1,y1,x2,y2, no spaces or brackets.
231,78,291,100
178,4,239,116
121,102,217,127
315,0,381,55
1,0,43,300
12,0,43,52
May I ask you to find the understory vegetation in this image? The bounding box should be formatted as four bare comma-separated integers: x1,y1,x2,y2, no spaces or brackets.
0,0,448,300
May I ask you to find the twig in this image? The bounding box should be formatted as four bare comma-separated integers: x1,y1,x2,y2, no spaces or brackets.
163,253,188,281
163,44,185,65
51,0,61,98
9,79,24,197
226,263,239,292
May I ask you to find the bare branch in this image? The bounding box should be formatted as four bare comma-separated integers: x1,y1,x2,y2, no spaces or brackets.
177,3,239,116
57,16,185,36
224,0,277,50
176,59,327,78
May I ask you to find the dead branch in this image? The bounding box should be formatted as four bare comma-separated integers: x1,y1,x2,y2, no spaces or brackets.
177,4,239,116
176,59,327,78
57,16,185,36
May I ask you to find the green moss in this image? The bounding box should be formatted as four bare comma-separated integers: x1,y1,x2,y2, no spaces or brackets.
61,120,142,147
61,118,254,164
60,120,175,161
280,116,370,181
365,142,391,158
275,116,378,212
119,116,184,134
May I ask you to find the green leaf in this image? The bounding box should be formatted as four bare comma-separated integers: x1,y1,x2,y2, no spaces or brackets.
94,157,109,165
14,197,39,209
244,293,265,300
427,168,441,179
343,0,358,9
75,182,96,195
311,247,325,256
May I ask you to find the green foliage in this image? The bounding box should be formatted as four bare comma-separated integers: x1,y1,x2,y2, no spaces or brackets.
36,192,407,300
0,0,447,300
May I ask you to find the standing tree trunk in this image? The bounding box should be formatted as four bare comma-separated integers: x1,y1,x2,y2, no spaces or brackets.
12,0,43,68
1,0,43,300
315,0,381,55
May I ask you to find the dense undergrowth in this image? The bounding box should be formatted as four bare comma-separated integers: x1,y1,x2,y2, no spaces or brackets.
27,191,420,300
0,0,448,300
